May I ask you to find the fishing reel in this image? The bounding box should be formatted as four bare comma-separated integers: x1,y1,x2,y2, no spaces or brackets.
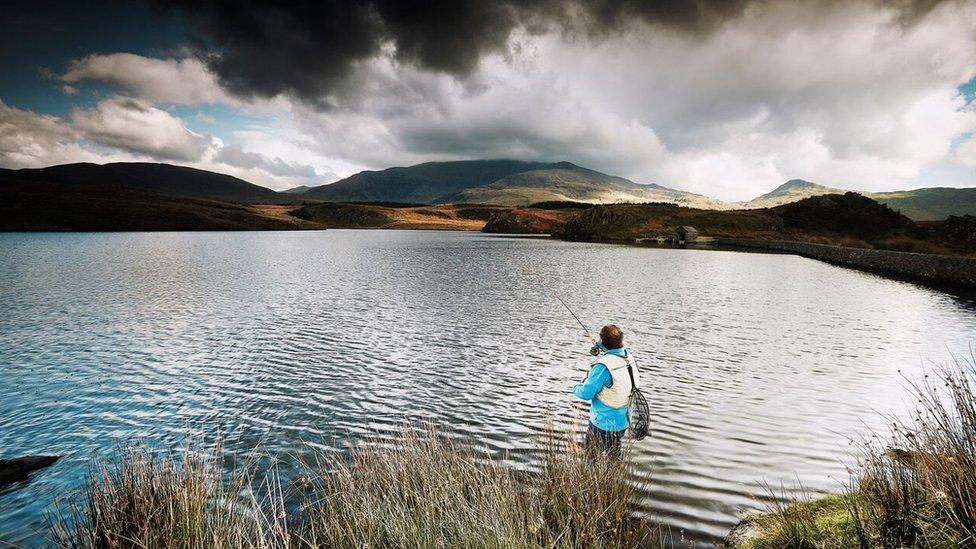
589,345,601,356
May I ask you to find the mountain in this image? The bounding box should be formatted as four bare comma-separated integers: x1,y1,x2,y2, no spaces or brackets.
303,159,725,208
739,179,846,209
443,162,726,208
301,159,556,203
739,180,976,220
282,185,312,194
868,188,976,221
0,162,291,204
4,161,973,221
0,181,318,231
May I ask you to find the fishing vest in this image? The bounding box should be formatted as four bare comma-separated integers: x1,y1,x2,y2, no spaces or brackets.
595,352,639,409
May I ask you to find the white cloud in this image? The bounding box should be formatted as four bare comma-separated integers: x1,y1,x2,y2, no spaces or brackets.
7,0,976,199
60,53,230,105
69,97,218,161
263,0,976,199
0,98,329,190
0,100,145,168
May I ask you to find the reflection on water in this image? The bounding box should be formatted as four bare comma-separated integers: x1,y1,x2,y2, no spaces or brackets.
1,230,974,546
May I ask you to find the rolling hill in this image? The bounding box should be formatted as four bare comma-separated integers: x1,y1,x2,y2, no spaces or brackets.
738,179,846,208
302,159,724,208
0,162,292,204
868,188,976,221
737,179,976,220
442,163,726,208
0,181,319,231
559,192,964,252
282,185,312,194
301,159,556,203
3,160,974,223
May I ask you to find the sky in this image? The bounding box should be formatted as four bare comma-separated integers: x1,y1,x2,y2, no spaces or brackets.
2,0,976,201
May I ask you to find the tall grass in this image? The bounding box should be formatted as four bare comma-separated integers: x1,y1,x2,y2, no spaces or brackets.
49,440,293,548
737,354,976,548
845,354,976,548
49,428,652,548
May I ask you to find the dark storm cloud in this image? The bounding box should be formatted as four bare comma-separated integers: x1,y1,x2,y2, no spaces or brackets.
152,0,743,104
160,0,948,105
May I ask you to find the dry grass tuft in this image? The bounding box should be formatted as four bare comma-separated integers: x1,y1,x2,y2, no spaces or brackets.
50,428,652,548
739,354,976,548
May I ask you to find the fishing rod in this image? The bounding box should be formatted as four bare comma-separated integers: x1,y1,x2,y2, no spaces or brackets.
524,268,598,349
549,285,596,346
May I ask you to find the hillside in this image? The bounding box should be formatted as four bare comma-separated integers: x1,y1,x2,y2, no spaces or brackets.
444,163,725,208
869,187,976,221
559,193,974,256
0,181,321,231
738,179,976,220
0,162,292,204
481,208,579,234
739,179,846,208
3,161,973,223
303,159,723,208
301,159,555,203
282,185,312,194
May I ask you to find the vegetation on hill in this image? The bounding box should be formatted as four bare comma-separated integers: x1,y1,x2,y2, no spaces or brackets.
481,208,573,234
50,430,652,548
300,159,723,208
938,214,976,243
870,187,976,221
301,159,555,203
774,192,916,241
738,179,846,209
728,355,976,548
737,179,976,221
0,182,319,231
559,202,780,242
282,185,311,194
5,161,973,221
558,192,976,256
0,162,294,204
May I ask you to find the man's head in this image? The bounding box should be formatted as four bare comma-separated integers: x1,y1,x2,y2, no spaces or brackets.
600,324,624,350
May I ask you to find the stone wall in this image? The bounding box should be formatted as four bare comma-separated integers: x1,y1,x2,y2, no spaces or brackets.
718,238,976,289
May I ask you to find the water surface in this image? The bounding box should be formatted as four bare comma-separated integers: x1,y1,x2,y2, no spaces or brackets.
1,230,974,546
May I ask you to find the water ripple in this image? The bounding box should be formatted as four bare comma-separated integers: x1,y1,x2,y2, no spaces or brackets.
1,230,975,547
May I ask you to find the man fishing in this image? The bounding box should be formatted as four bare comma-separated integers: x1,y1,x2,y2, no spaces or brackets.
573,324,640,459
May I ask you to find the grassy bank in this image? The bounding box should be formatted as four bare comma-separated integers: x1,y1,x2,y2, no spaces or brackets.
730,355,976,548
49,429,653,548
558,194,976,257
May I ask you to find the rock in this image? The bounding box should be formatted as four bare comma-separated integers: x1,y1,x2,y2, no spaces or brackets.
0,455,60,487
723,515,763,548
481,209,566,234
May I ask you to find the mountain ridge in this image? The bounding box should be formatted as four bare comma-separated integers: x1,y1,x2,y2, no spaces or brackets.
2,160,974,220
0,162,293,204
303,159,725,209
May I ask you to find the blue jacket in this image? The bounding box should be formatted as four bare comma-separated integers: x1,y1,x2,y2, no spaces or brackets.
572,345,631,432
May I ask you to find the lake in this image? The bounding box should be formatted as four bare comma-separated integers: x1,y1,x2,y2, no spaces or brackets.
1,230,974,546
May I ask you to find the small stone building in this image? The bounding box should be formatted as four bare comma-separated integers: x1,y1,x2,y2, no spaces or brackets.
675,226,699,243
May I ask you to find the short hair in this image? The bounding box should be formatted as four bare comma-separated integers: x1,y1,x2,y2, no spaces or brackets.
600,324,624,349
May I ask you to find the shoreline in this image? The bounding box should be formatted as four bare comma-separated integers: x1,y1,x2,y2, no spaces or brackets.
575,234,976,292
715,237,976,290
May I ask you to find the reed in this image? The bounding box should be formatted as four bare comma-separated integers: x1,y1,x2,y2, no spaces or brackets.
49,428,651,548
737,354,976,548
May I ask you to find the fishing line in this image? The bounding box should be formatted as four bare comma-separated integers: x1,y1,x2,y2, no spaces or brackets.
521,265,650,441
521,266,596,346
